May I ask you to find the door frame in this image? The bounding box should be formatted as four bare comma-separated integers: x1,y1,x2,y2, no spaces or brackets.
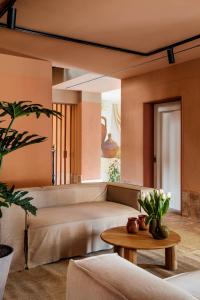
154,101,181,190
143,97,182,213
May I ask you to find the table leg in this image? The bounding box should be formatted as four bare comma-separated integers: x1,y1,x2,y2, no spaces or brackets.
113,245,124,257
165,246,177,271
124,248,137,264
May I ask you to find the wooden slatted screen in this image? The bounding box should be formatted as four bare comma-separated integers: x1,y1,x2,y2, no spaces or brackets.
52,103,71,185
70,104,82,183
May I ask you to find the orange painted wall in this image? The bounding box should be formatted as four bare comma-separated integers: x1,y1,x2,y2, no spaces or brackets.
121,58,200,193
0,54,52,187
81,100,101,181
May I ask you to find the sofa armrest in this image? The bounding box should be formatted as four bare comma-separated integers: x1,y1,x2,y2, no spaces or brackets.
66,254,196,300
165,271,200,300
106,183,152,210
0,205,26,271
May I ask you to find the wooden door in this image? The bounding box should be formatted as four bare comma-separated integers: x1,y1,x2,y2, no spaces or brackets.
52,103,71,185
70,104,82,183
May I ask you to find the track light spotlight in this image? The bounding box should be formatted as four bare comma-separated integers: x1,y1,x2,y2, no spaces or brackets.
167,48,175,64
7,7,16,29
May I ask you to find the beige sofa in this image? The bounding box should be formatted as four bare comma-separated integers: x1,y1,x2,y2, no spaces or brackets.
0,183,150,271
67,253,200,300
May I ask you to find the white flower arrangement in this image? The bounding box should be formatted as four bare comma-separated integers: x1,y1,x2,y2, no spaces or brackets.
138,189,171,223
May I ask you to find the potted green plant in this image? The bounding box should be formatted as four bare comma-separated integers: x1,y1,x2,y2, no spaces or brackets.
0,101,60,299
138,189,171,240
108,159,120,182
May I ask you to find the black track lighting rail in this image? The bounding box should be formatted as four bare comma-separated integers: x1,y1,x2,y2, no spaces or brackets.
0,0,16,18
0,2,199,62
0,21,200,58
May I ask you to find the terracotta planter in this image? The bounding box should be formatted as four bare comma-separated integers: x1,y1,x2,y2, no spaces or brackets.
0,245,13,300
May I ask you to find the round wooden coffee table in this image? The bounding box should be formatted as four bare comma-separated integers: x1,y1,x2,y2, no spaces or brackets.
101,226,181,271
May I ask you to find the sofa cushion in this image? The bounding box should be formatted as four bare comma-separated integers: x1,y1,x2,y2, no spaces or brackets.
29,201,138,228
67,253,196,300
28,202,138,268
25,183,107,209
166,271,200,299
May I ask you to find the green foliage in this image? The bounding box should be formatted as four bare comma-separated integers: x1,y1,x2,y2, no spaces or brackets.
138,189,171,224
0,101,61,218
0,101,60,119
0,128,46,159
0,183,37,218
108,159,120,182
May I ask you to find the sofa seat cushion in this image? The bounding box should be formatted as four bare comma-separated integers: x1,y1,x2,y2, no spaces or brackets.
28,202,138,268
66,254,196,300
165,271,200,299
29,201,139,228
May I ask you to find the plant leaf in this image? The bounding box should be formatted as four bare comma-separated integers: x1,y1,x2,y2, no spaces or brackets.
0,129,47,156
0,101,62,120
0,182,37,217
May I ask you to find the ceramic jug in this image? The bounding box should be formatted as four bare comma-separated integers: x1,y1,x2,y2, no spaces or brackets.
126,217,139,234
102,133,119,158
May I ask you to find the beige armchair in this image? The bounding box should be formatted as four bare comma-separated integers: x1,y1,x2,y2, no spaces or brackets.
66,254,199,300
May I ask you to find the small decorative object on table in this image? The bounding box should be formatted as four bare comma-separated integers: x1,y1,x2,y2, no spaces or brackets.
126,217,139,234
138,189,171,240
138,214,148,230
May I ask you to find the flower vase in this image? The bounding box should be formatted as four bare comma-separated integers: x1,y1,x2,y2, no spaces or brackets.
149,219,169,240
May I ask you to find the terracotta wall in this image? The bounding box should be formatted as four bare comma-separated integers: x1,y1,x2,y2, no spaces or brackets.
52,89,81,104
0,54,52,187
81,93,101,181
121,58,200,217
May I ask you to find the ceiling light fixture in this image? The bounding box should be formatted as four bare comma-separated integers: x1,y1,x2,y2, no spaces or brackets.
7,6,16,29
167,48,175,64
0,0,16,18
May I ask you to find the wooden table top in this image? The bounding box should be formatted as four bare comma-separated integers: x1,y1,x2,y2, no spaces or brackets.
101,226,181,250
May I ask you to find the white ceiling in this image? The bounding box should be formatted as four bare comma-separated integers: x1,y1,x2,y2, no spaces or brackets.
53,72,121,93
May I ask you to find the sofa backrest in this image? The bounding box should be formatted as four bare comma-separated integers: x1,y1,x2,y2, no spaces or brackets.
22,183,107,209
24,182,152,210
